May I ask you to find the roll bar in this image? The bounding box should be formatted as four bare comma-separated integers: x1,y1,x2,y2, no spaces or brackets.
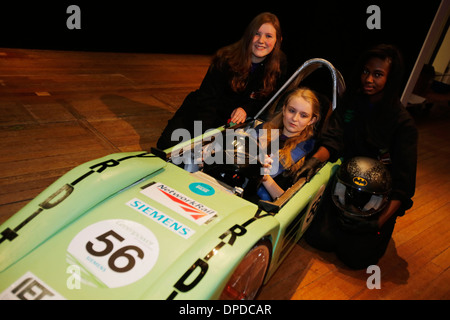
254,58,346,119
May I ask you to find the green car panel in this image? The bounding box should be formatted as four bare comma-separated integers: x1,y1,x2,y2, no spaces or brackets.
0,150,339,299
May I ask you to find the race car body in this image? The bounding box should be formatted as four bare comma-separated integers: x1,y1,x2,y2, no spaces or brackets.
0,58,345,300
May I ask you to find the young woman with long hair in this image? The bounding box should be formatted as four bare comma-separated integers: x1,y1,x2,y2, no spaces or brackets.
257,88,321,200
157,12,287,150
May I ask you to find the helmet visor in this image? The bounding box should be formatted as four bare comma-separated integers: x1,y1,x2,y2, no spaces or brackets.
332,180,388,217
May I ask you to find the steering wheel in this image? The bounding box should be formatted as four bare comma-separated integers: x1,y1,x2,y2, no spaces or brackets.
202,129,263,197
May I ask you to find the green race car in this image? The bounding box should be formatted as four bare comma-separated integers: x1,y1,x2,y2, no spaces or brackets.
0,59,345,300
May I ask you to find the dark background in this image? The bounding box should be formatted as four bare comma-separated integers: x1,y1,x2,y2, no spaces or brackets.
0,1,442,81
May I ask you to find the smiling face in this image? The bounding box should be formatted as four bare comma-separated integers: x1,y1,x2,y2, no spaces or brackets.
282,95,316,137
361,57,391,97
251,23,277,63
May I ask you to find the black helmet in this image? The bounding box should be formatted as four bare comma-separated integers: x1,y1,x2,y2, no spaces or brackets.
332,156,392,218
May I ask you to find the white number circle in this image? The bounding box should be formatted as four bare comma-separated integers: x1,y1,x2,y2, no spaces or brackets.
67,219,159,288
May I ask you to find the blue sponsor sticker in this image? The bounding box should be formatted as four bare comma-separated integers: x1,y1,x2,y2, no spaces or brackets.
189,182,215,196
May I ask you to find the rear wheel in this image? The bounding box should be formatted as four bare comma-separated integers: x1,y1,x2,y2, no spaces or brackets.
219,241,271,300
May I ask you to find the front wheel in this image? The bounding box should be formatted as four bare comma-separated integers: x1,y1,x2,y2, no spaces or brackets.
219,240,271,300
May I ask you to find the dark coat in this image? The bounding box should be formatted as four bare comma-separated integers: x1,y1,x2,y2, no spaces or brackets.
320,94,418,211
157,59,286,149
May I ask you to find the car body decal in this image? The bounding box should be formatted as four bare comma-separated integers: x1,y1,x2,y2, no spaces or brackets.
126,198,195,239
0,271,65,300
189,182,215,196
167,208,275,299
67,219,159,288
140,182,217,225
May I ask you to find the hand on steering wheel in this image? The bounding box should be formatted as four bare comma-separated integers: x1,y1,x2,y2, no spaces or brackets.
262,154,274,181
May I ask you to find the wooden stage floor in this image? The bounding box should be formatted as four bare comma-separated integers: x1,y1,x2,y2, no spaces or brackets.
0,48,449,300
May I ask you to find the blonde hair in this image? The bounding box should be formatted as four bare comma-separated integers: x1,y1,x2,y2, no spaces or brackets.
263,88,320,173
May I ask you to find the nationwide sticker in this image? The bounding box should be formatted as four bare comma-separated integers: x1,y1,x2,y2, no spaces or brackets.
141,182,217,225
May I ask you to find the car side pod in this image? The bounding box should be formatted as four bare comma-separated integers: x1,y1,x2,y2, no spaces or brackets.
258,200,280,214
0,151,166,272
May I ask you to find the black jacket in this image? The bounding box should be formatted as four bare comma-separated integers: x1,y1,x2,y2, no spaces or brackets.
157,59,286,149
320,94,418,211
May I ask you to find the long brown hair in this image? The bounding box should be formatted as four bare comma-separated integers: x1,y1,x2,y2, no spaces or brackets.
263,88,321,174
212,12,283,97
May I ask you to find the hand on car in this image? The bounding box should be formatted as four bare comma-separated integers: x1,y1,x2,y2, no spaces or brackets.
230,107,247,124
296,157,323,182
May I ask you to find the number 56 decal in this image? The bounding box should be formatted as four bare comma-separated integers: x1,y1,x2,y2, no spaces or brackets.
67,220,159,288
86,230,145,273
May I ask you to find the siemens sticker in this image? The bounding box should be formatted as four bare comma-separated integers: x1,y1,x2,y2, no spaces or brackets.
126,198,195,239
